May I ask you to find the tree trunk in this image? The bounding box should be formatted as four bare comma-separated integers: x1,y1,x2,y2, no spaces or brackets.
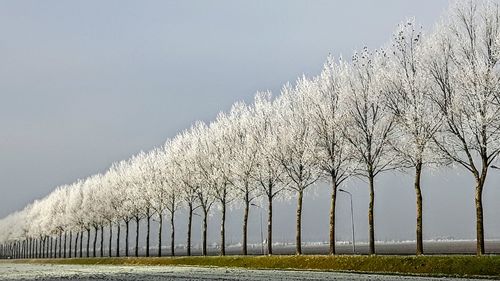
202,209,208,256
116,224,120,257
242,192,249,255
86,229,90,257
267,192,273,255
74,232,79,258
295,189,303,255
329,177,337,255
79,231,83,258
220,201,226,256
54,236,58,258
100,225,104,257
475,177,486,255
64,232,67,258
125,220,130,257
170,211,175,256
68,231,72,258
135,217,140,257
187,204,193,256
146,210,151,257
415,162,423,255
59,231,62,258
368,174,375,255
50,236,53,258
108,222,113,257
93,226,98,257
158,214,163,257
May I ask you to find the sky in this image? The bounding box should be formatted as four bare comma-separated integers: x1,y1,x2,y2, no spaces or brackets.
3,0,500,244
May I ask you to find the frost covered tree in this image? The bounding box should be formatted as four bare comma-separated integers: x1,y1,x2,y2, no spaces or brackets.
207,113,238,256
308,56,355,255
191,122,216,256
342,47,396,255
144,147,169,257
170,130,201,256
225,102,261,255
123,154,149,257
103,163,129,257
129,151,157,257
275,80,322,255
423,0,500,255
147,144,182,256
383,18,444,255
249,92,286,255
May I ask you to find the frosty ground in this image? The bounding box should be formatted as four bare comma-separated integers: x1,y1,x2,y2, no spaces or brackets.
0,263,495,281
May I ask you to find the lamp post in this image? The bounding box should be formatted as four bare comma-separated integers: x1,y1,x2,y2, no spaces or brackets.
339,188,355,254
251,203,264,255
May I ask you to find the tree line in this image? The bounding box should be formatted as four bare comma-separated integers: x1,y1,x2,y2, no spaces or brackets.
1,0,500,259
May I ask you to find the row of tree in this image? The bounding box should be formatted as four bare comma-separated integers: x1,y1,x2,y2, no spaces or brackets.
1,0,500,258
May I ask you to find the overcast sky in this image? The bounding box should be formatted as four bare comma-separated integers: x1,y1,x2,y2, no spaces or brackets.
3,0,500,244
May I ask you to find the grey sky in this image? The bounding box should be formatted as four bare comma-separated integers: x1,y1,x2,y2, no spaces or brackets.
4,0,497,244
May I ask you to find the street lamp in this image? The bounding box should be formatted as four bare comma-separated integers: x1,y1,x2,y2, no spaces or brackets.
251,203,264,255
339,188,356,254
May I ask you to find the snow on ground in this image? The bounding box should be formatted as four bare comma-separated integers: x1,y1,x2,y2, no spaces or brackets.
0,262,495,281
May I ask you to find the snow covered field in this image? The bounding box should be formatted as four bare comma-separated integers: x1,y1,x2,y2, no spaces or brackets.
0,263,494,281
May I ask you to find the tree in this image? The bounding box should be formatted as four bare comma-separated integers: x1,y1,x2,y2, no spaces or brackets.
307,56,355,255
249,92,286,255
170,131,201,256
206,113,238,256
122,155,149,257
144,147,169,257
103,162,129,257
383,18,444,255
225,102,261,255
341,47,396,255
423,0,500,255
148,144,182,256
275,80,322,255
191,122,216,256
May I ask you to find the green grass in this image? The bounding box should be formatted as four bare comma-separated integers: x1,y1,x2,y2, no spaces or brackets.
11,255,500,279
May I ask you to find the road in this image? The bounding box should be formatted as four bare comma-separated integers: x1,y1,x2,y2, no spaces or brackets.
0,263,494,281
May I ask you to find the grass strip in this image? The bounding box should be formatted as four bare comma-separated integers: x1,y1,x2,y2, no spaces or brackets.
11,255,500,279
